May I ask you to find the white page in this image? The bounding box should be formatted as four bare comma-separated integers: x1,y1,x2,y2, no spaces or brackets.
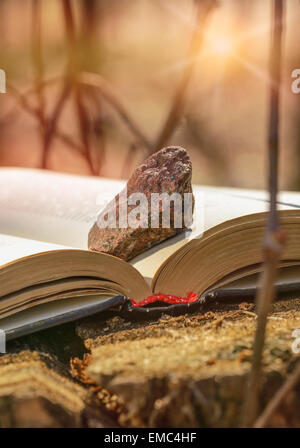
132,186,300,280
0,233,68,266
0,168,124,249
1,167,300,277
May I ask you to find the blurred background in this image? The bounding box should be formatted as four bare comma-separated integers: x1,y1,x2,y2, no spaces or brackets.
0,0,299,189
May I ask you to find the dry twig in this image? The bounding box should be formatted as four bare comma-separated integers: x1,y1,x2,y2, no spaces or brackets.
254,361,300,428
8,82,82,153
41,81,71,169
63,0,100,175
243,0,285,427
31,0,46,137
75,83,97,175
79,0,105,175
79,72,152,152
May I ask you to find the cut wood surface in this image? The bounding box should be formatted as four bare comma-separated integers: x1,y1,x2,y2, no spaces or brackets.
1,298,300,427
0,324,121,428
76,298,300,427
0,351,86,427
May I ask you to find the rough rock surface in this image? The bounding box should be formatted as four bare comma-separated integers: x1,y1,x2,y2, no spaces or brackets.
88,146,194,260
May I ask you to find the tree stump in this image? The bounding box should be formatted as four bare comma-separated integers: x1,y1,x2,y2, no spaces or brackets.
75,298,300,427
0,323,121,428
2,298,300,427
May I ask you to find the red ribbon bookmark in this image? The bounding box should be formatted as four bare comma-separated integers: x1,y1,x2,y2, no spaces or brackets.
130,291,198,308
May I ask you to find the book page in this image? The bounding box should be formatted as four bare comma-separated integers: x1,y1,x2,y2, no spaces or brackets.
132,186,300,280
0,168,124,249
0,233,68,267
1,167,300,274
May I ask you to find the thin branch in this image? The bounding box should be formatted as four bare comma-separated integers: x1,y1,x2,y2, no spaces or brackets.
33,0,78,169
41,82,70,168
84,87,106,175
21,76,62,98
79,0,105,175
31,0,46,124
74,83,97,175
7,82,39,116
62,0,97,175
62,0,77,73
8,82,81,152
153,0,218,152
79,71,152,151
242,0,285,427
31,0,49,167
254,361,300,428
39,0,80,169
55,128,84,153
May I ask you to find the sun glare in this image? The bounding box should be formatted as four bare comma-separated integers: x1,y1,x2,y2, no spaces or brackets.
210,36,235,56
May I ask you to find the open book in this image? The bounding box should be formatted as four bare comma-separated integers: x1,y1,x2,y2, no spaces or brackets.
1,168,300,340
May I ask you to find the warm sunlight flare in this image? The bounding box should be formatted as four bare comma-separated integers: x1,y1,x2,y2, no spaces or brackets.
210,36,235,56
